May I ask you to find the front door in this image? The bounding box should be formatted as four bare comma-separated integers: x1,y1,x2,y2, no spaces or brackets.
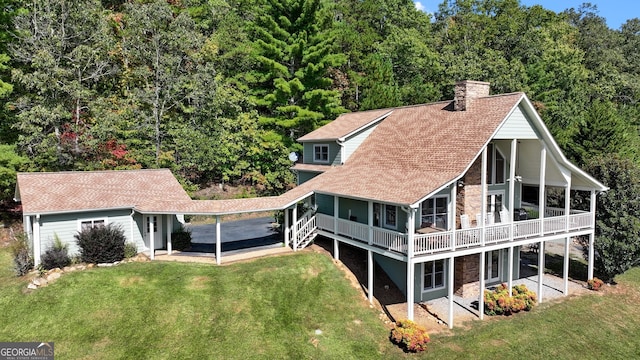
146,215,163,250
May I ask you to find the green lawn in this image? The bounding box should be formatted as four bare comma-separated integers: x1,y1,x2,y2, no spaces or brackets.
2,247,640,359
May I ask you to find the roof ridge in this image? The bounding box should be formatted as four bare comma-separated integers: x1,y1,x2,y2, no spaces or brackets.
17,168,170,176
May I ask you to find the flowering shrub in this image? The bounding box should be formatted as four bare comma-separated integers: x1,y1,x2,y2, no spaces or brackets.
484,283,536,316
587,277,604,291
389,319,430,352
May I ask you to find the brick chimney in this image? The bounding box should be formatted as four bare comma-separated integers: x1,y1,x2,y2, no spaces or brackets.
453,80,490,111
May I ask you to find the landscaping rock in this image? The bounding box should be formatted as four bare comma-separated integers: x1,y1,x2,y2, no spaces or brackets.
87,264,95,269
97,263,113,267
27,283,37,290
46,272,61,282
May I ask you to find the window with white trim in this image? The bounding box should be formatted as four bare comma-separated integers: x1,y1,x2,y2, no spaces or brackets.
423,260,445,291
384,204,397,229
487,143,505,185
79,218,106,231
421,196,448,229
146,216,158,233
313,144,329,163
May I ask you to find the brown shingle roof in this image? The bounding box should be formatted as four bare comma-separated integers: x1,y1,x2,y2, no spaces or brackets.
290,163,332,173
17,169,193,215
297,108,392,141
308,93,525,205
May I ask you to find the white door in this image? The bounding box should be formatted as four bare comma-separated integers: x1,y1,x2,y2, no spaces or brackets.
146,215,163,250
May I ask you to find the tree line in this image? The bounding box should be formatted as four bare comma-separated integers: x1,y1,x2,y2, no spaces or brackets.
0,0,639,277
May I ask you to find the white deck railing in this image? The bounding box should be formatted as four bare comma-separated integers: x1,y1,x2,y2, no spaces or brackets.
314,211,593,256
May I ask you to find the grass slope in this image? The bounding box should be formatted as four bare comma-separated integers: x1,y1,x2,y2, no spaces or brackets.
3,246,640,359
0,249,396,359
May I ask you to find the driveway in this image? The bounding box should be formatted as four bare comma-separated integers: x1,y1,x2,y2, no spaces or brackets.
185,216,282,252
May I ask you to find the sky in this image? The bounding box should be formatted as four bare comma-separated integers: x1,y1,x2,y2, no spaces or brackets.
415,1,639,30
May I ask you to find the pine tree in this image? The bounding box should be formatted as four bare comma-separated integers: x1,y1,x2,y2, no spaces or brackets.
247,0,346,142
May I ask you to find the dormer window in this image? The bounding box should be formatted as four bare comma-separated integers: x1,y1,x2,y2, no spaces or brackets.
487,143,505,185
314,144,329,163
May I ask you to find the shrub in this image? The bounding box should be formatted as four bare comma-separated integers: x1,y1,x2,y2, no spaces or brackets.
41,235,71,270
587,277,604,291
10,232,33,276
484,283,537,316
124,242,138,258
389,319,430,353
171,227,192,251
75,224,126,264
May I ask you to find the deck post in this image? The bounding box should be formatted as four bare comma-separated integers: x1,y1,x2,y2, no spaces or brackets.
368,250,373,304
448,256,454,329
149,216,155,260
334,197,339,260
215,215,221,265
565,176,571,231
508,246,513,297
479,251,485,320
167,214,173,255
537,240,544,304
284,208,290,247
588,190,596,280
368,201,373,245
406,208,417,320
406,259,414,321
451,183,457,251
292,206,298,251
33,215,41,267
539,146,546,236
509,139,517,240
564,237,570,295
480,147,487,246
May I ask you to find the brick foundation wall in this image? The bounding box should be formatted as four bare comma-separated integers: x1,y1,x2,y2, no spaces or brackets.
454,254,481,298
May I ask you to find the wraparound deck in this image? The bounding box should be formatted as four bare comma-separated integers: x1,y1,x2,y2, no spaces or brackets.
314,210,593,257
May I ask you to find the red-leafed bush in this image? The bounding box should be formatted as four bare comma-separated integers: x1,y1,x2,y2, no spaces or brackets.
587,277,604,291
390,319,430,352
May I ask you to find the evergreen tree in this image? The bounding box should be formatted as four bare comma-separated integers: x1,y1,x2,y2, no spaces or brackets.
247,0,346,142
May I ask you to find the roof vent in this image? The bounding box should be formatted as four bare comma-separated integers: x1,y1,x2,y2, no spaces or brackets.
453,80,490,111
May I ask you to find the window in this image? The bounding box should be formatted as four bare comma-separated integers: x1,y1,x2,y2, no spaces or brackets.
373,203,381,227
423,260,445,291
146,216,158,233
384,205,397,229
313,144,329,163
487,191,504,222
487,143,505,185
79,218,106,231
485,250,500,281
421,196,448,229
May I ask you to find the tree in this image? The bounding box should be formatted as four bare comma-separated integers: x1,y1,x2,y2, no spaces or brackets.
583,155,640,283
115,0,211,165
0,144,27,202
247,0,347,142
10,0,115,170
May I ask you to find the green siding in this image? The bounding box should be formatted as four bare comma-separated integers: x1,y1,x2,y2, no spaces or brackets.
302,142,341,165
374,254,407,293
316,194,334,216
297,171,320,185
338,198,367,224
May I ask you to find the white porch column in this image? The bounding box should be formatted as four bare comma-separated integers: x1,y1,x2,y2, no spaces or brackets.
149,216,155,260
284,208,290,247
451,184,457,251
539,146,547,235
480,147,488,245
368,250,374,304
565,176,572,231
33,215,41,267
333,197,339,260
448,256,455,329
588,190,596,280
508,139,517,239
508,246,514,297
406,208,417,321
538,241,544,304
167,215,173,255
563,237,570,295
215,215,221,265
368,201,373,245
292,205,298,251
479,251,485,320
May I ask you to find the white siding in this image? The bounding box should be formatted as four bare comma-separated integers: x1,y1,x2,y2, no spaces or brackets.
342,124,378,162
494,105,539,140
